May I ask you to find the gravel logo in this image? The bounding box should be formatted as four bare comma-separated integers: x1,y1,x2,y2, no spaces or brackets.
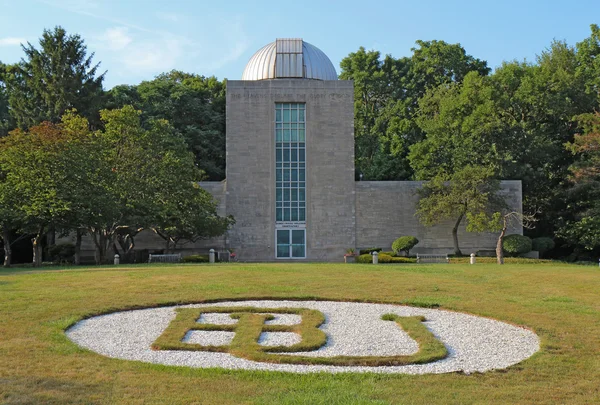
151,306,448,366
66,300,540,374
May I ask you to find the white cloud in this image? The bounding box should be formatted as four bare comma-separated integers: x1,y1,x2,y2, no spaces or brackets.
101,27,132,51
122,37,184,73
0,37,25,47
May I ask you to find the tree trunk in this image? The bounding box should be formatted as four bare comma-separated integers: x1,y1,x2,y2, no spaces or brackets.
74,229,82,265
3,228,12,268
32,226,45,267
91,230,112,265
452,213,464,256
496,224,507,265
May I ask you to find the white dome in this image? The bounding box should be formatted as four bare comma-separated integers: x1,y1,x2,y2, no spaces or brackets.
242,39,337,81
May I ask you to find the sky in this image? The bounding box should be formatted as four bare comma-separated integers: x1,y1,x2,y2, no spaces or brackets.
0,0,598,89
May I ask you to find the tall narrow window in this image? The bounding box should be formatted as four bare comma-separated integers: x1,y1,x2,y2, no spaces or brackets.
275,103,306,224
275,102,306,259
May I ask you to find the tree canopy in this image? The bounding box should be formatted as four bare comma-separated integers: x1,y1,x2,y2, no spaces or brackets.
3,26,105,129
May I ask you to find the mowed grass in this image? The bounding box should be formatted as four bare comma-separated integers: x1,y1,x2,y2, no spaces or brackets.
0,262,599,404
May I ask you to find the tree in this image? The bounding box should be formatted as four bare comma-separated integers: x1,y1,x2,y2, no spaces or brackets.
0,122,78,266
416,165,504,255
558,112,600,251
107,71,226,180
151,185,234,253
3,26,105,129
78,105,231,263
340,41,489,181
0,62,14,137
467,211,536,264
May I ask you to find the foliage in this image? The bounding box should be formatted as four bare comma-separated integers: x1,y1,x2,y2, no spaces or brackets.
559,112,600,251
182,254,209,263
46,243,75,263
356,254,373,263
532,237,556,255
107,71,226,180
392,236,419,256
358,247,382,255
339,41,488,180
502,234,533,256
0,62,14,137
416,165,504,255
3,26,104,129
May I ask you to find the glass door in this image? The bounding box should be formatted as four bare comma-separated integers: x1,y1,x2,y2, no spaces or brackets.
276,229,305,259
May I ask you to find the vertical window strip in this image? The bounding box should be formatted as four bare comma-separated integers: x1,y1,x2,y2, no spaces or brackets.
275,103,306,224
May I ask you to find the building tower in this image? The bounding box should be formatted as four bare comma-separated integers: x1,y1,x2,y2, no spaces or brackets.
226,39,355,261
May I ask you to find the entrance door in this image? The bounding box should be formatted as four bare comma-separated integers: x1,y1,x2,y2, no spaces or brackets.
276,229,306,259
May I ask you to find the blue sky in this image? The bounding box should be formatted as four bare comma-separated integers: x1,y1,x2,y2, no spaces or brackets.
0,0,598,89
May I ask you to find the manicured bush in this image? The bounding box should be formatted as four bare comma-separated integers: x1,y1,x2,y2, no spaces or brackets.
502,234,533,256
359,247,382,255
378,254,393,263
47,243,75,263
182,254,209,263
381,251,396,257
356,254,372,263
392,236,419,256
532,237,555,257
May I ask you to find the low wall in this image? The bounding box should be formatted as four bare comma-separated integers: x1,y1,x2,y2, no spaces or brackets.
355,181,523,254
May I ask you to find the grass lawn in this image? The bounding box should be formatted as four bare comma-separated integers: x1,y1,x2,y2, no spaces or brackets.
1,262,599,404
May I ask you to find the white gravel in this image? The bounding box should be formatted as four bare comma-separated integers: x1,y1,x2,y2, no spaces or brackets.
66,300,540,374
258,332,302,347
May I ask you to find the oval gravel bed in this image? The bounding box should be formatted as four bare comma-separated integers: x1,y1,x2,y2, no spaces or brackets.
66,300,539,374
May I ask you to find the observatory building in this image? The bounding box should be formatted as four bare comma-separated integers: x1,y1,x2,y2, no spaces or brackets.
71,38,521,262
197,38,523,261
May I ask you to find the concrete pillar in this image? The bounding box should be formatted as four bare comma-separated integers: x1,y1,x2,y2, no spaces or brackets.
470,253,476,265
372,251,378,264
209,249,215,264
114,254,120,265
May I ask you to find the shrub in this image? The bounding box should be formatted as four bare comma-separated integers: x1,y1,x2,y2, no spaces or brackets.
47,243,75,263
532,237,555,256
356,254,373,263
182,254,209,263
359,247,382,255
502,234,533,256
392,236,419,256
381,251,396,257
378,253,393,263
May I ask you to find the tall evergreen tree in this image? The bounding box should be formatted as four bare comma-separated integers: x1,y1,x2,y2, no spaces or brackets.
4,26,105,129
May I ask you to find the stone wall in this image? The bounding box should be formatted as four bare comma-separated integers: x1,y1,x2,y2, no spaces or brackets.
355,180,523,254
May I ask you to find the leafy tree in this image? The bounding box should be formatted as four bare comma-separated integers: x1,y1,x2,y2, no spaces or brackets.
416,165,504,255
558,112,600,251
340,41,488,181
151,185,234,253
3,26,105,129
79,105,231,263
107,71,226,180
467,210,536,264
0,122,77,266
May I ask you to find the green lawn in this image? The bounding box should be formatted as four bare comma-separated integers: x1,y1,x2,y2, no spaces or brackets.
1,262,599,404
